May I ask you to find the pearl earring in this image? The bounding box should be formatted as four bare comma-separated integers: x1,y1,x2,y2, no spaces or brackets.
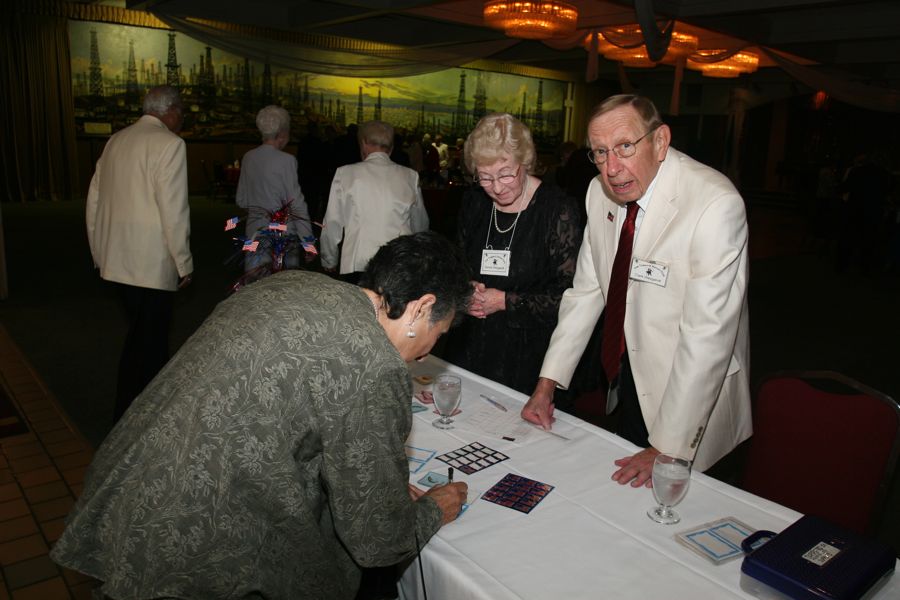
407,311,421,338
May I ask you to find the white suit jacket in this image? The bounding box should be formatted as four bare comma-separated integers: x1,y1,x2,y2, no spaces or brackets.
86,115,192,291
540,148,752,470
321,152,429,274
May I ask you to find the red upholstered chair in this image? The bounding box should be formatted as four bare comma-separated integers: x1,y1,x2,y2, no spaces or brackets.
741,371,900,534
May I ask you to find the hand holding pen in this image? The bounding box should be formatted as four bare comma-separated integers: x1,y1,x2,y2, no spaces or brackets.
424,474,467,525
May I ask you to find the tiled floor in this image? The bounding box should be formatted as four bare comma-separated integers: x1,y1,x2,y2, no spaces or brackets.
0,326,99,599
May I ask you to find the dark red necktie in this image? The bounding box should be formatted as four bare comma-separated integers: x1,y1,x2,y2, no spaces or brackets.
601,201,640,384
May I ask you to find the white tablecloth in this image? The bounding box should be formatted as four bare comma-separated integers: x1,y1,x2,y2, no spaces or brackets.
399,356,898,600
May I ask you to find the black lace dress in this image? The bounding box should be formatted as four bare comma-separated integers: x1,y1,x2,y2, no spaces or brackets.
440,181,583,396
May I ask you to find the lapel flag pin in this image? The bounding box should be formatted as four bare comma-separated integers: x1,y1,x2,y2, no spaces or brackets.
607,211,614,222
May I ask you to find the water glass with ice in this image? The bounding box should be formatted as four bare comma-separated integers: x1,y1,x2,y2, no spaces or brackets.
432,375,462,430
647,454,691,524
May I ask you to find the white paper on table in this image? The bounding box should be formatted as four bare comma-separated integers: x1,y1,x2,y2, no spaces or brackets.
464,400,534,442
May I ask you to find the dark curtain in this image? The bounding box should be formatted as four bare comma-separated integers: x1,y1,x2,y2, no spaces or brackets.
0,0,78,203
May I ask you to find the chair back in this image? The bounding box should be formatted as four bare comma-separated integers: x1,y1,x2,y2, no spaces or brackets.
742,371,900,534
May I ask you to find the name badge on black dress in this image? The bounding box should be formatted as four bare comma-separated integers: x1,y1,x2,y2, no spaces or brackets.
481,249,511,276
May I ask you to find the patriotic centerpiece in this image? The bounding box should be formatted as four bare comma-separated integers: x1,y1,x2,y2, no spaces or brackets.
225,198,320,293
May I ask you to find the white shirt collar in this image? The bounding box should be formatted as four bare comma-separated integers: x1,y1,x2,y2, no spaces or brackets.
616,168,660,243
635,169,660,213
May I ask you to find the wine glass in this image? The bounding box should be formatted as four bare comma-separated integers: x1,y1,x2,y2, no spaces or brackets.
647,454,691,524
432,375,462,430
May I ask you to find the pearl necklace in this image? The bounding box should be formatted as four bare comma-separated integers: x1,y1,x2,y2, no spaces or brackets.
492,175,529,234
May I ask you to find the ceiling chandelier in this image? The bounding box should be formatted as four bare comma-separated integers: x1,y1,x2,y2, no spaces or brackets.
583,24,699,68
610,49,658,68
582,27,760,78
602,26,657,66
687,50,759,78
582,32,652,67
484,1,579,40
664,30,704,60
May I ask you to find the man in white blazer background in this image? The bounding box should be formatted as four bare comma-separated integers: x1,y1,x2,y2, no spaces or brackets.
86,85,193,423
522,94,751,487
320,119,429,284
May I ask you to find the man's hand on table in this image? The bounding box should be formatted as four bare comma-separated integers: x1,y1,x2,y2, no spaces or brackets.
423,482,469,525
521,377,557,429
612,447,660,487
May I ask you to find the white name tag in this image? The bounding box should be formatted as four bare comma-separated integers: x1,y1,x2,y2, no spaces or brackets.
629,258,668,287
481,249,511,276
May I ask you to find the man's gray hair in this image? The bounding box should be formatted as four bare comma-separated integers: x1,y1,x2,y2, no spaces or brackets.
142,86,181,116
358,120,394,151
588,94,663,135
256,105,291,141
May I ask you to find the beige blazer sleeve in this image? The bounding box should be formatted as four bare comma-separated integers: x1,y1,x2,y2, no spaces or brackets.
155,137,192,279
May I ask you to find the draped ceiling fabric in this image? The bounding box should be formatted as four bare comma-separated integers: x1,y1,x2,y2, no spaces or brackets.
762,48,900,114
71,3,900,113
150,11,521,78
634,0,672,63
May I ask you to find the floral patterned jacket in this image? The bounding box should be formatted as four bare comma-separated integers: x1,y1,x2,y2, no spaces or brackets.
51,271,442,599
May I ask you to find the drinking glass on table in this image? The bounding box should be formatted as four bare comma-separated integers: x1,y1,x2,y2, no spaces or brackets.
647,454,691,524
432,375,462,430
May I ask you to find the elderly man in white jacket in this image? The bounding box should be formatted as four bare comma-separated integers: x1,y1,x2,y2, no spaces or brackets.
321,120,429,283
523,94,751,487
86,85,193,423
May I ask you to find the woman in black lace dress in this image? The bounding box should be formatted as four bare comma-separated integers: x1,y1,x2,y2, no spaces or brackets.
440,113,584,403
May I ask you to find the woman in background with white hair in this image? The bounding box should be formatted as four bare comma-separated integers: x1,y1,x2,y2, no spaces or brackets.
236,105,313,272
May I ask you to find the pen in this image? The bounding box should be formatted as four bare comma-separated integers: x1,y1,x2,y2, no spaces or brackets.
534,426,571,441
479,393,508,412
528,423,571,441
448,467,454,483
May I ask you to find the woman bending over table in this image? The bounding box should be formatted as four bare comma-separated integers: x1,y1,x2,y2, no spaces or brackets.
51,232,471,600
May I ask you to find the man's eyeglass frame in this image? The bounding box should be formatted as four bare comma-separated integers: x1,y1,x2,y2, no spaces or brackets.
587,124,661,165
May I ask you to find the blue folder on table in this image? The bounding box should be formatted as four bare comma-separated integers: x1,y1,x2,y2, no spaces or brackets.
741,515,895,600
